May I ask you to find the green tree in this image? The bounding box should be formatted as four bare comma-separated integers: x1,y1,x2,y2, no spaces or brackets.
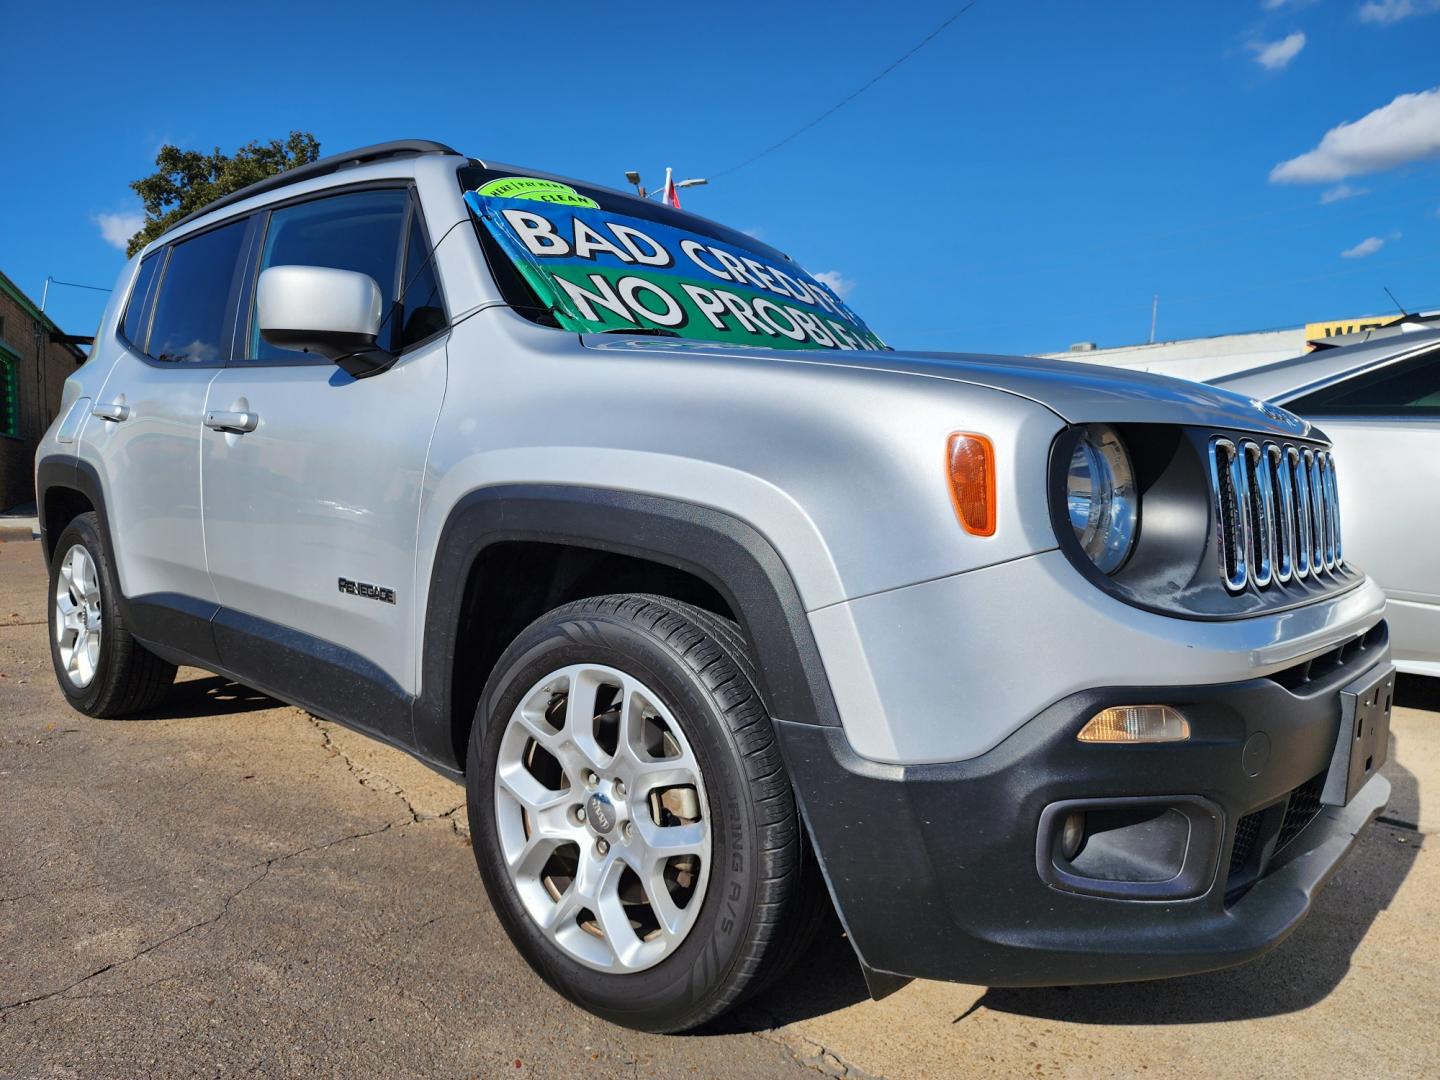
125,132,321,256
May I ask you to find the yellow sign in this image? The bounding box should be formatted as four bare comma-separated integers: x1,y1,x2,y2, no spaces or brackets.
1305,314,1403,341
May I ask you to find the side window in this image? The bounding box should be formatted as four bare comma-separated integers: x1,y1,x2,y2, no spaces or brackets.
147,219,250,363
398,203,447,349
247,188,409,361
119,250,163,350
1292,349,1440,416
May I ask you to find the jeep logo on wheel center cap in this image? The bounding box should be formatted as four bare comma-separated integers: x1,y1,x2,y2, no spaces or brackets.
586,793,616,833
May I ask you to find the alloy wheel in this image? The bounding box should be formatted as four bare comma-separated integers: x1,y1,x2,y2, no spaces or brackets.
55,544,103,689
494,663,712,972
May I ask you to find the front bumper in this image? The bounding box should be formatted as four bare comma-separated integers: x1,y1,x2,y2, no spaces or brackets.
778,624,1392,987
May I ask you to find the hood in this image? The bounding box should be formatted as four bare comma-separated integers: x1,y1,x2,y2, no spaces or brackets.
580,336,1318,441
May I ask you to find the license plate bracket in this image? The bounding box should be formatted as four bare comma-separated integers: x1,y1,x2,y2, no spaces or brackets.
1321,664,1395,807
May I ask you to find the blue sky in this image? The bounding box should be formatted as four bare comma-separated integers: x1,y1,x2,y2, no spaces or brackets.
3,0,1437,355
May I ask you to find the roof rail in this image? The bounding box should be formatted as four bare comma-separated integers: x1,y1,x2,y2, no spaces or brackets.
161,139,462,237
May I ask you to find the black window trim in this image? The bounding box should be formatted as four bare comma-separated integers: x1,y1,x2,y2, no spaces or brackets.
395,185,451,354
225,179,448,370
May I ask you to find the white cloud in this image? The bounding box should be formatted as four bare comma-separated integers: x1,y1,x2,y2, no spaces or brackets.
1341,236,1386,258
94,211,144,251
1319,182,1369,203
1358,0,1440,25
1251,31,1306,69
1271,86,1440,182
812,270,855,298
1263,0,1319,9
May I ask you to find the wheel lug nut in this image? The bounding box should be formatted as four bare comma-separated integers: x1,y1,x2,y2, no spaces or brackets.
584,770,599,789
572,805,586,825
613,779,626,798
621,821,633,842
596,838,609,856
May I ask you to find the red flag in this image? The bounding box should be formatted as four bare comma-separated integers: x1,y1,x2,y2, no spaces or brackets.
662,167,680,209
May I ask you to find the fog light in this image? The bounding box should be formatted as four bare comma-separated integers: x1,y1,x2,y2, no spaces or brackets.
1060,812,1086,859
1077,705,1190,744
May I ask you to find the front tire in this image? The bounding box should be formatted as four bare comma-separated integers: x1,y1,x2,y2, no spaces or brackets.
47,512,176,717
467,594,823,1032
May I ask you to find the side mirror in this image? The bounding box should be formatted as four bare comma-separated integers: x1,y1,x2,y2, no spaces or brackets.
257,265,394,378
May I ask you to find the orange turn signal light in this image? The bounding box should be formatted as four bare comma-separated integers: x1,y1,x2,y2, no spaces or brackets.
946,433,996,536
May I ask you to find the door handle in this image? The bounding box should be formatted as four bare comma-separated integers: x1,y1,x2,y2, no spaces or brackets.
204,410,259,433
92,402,131,422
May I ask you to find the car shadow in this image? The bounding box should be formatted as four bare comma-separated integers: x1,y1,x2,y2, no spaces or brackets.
140,674,281,720
712,725,1422,1033
701,905,873,1034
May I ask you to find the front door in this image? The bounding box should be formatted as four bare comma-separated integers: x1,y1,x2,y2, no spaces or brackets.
200,187,450,742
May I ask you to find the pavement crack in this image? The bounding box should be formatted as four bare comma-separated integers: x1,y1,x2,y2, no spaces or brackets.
0,863,270,1016
306,714,467,833
0,820,405,1016
735,1004,882,1080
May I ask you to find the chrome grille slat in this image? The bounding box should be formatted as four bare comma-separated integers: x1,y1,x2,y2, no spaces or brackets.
1242,442,1273,588
1266,443,1295,583
1209,436,1342,595
1326,452,1343,566
1208,438,1249,592
1291,446,1312,579
1304,448,1325,574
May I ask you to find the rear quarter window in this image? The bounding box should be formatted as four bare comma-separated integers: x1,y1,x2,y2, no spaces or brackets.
119,251,163,350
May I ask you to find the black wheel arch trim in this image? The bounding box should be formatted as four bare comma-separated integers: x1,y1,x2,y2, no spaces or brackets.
412,484,842,769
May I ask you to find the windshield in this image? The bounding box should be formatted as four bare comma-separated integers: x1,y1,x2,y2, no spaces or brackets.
459,165,885,352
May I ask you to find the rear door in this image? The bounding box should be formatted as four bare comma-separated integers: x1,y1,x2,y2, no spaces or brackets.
83,217,254,647
200,186,449,741
1290,347,1440,671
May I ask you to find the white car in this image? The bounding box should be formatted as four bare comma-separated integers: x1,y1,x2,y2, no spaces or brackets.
1214,329,1440,677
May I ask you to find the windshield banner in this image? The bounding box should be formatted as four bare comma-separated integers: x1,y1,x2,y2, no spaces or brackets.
466,191,885,351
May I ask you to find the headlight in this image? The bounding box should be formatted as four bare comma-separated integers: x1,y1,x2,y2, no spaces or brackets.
1065,424,1137,574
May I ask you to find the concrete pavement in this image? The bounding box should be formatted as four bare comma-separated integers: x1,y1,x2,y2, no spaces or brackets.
2,539,1436,1078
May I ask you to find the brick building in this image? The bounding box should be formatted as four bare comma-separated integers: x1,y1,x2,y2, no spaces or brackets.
1,271,87,511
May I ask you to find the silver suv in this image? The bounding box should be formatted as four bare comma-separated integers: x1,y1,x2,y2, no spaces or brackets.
37,140,1395,1032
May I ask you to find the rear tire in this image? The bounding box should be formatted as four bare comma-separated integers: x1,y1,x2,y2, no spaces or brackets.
47,513,176,718
467,594,824,1032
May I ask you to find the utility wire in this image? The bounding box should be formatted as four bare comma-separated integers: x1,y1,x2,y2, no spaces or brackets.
710,4,978,179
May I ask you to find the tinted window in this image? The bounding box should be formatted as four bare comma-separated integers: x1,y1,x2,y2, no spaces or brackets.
248,188,408,360
148,220,250,363
398,205,447,349
1292,349,1440,416
120,251,163,349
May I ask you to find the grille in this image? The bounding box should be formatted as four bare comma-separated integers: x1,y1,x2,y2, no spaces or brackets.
1226,770,1330,894
1228,810,1263,877
1276,772,1326,852
1209,438,1342,594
